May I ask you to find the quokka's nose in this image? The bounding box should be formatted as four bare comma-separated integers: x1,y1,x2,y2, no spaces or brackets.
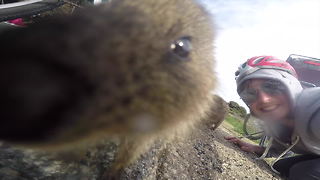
0,59,93,143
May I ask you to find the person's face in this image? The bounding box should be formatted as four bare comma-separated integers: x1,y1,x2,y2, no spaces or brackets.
243,79,290,122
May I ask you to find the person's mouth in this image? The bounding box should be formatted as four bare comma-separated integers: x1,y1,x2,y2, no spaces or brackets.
260,104,278,112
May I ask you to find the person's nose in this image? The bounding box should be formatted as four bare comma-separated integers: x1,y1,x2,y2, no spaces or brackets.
257,90,272,103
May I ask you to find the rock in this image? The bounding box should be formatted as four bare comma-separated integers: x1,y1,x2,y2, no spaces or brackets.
0,122,282,180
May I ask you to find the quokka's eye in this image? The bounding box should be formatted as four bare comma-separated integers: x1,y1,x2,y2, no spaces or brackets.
170,36,192,61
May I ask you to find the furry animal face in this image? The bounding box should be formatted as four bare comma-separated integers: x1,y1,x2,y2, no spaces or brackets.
0,0,216,148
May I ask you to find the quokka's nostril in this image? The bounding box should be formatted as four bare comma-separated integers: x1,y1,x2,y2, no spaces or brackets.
115,78,126,88
121,96,133,106
132,73,142,82
128,57,136,66
104,105,115,113
0,58,95,143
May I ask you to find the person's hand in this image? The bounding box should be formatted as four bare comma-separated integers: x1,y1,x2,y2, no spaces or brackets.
224,136,265,155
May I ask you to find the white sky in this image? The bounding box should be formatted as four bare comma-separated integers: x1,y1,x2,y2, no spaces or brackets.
199,0,320,109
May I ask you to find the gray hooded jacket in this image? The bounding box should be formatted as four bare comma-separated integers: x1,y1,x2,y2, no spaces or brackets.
237,68,320,156
294,87,320,155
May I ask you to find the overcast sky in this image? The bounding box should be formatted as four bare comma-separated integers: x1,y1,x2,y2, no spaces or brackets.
199,0,320,109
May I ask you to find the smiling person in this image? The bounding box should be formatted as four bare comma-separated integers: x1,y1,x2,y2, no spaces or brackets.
225,56,320,180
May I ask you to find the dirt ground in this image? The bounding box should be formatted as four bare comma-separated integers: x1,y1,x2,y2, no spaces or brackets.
211,122,282,180
0,120,283,180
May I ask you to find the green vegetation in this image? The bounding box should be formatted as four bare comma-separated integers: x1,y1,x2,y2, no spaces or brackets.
224,114,260,144
224,114,245,136
224,101,261,144
228,101,247,118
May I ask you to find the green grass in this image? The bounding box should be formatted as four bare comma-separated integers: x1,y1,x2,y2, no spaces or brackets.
224,114,260,144
224,114,245,136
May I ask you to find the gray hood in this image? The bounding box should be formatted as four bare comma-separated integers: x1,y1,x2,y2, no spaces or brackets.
294,87,320,155
236,69,303,109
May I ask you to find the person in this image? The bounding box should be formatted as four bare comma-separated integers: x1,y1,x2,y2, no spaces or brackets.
226,55,320,180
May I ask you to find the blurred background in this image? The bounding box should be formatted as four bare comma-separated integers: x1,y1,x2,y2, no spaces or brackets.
200,0,320,109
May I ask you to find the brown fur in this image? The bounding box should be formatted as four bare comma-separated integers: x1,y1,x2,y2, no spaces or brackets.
202,94,228,130
0,0,223,174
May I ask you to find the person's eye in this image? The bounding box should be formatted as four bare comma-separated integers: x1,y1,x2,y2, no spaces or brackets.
263,83,285,95
240,89,257,104
263,84,275,91
246,89,257,95
264,80,281,89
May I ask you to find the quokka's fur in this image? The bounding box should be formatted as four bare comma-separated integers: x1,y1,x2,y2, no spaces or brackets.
0,0,224,174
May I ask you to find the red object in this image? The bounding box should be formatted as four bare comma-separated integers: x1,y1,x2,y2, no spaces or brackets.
304,60,320,66
7,18,25,26
247,56,298,77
